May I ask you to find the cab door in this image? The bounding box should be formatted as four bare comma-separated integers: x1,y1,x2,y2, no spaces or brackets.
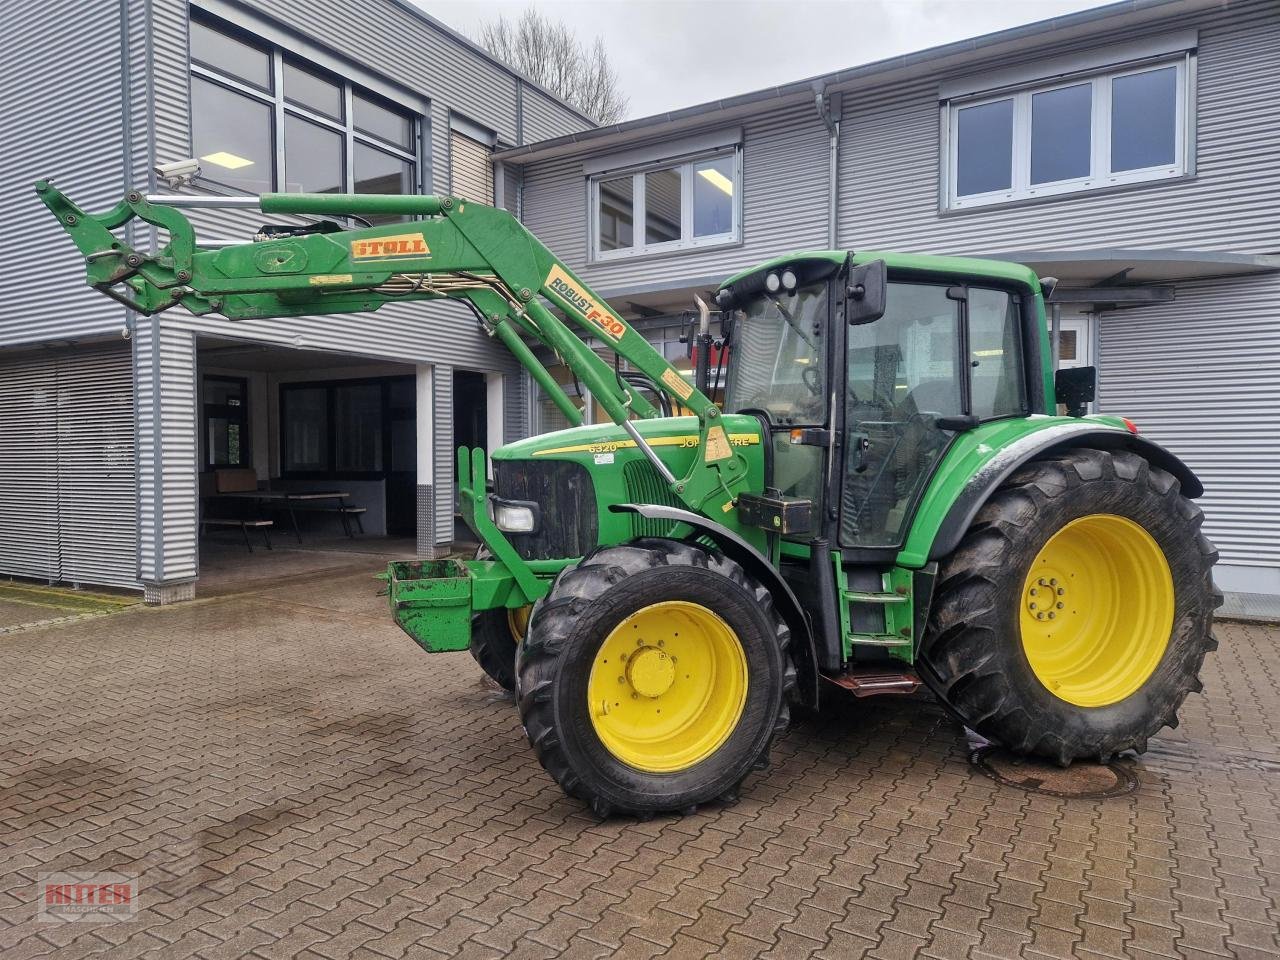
839,282,1027,549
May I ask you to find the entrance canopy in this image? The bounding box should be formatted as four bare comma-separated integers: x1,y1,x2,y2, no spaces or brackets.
995,248,1280,308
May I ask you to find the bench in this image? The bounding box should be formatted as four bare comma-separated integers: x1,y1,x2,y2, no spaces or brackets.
204,469,275,551
271,502,368,536
200,517,274,552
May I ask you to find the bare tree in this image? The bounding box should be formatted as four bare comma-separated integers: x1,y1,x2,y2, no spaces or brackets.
477,8,628,125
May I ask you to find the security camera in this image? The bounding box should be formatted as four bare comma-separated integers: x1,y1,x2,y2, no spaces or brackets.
154,157,201,188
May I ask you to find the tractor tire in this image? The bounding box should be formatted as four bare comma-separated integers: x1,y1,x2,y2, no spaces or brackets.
516,538,796,818
468,607,529,692
468,542,528,692
919,447,1220,765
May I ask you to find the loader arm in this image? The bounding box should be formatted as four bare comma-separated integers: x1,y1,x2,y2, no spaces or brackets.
36,181,747,514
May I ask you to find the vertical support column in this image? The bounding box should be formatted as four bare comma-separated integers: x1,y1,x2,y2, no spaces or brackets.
485,372,504,478
433,365,455,555
133,318,199,604
415,363,436,559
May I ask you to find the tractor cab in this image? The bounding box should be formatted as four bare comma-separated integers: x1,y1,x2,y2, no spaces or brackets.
718,252,1053,674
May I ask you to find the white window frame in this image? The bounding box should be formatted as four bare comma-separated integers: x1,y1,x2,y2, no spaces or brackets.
589,148,743,262
944,55,1190,210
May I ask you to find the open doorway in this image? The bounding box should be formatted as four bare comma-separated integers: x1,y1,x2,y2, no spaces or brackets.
194,336,420,592
453,370,488,453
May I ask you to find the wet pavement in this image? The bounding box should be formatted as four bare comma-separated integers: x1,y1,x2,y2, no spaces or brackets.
1,562,1277,959
0,583,138,635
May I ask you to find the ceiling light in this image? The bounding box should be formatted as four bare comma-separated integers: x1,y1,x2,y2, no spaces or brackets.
697,167,734,196
201,151,254,170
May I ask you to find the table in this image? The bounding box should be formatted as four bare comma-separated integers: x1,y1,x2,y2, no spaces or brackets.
210,490,355,543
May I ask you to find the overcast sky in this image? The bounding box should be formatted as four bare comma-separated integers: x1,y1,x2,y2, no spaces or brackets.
419,0,1118,120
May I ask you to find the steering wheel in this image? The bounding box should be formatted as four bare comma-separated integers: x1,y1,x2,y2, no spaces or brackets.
801,365,822,395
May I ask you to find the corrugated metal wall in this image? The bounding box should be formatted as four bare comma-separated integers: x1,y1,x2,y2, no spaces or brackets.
0,345,138,589
502,163,523,217
0,0,129,346
838,0,1280,254
522,85,591,142
520,99,829,294
1098,272,1280,570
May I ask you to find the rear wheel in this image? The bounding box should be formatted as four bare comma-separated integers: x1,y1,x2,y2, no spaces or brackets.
919,447,1220,764
517,539,795,817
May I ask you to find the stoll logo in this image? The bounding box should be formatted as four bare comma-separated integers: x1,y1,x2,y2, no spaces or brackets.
545,265,626,341
349,233,431,261
39,872,138,922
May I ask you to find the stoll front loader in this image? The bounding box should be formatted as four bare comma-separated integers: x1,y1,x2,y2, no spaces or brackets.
39,181,1219,817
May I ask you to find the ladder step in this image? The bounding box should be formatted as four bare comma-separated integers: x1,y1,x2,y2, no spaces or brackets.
842,590,909,604
824,669,922,698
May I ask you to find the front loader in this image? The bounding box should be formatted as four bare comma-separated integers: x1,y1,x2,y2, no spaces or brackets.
39,181,1220,817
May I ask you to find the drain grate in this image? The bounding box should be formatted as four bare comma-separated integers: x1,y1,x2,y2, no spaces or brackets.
971,746,1139,799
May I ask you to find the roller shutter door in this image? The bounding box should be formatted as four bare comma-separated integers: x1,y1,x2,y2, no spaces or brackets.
0,345,138,588
57,348,138,587
450,131,494,205
0,354,60,580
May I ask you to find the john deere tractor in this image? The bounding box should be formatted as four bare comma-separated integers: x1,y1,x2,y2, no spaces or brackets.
40,182,1219,817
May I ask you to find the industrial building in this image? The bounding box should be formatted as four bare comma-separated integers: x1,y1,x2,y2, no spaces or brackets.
2,0,1277,604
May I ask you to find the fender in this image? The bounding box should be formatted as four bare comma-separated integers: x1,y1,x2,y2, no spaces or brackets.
611,503,821,708
928,424,1204,562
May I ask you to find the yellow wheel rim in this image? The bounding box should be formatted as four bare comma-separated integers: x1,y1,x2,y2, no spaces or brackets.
1020,514,1174,708
507,605,531,640
587,600,748,773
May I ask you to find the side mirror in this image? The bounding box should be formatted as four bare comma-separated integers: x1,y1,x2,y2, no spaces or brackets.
846,259,887,325
1055,365,1097,417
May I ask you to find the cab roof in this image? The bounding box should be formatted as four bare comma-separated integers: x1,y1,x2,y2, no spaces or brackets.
718,250,1043,295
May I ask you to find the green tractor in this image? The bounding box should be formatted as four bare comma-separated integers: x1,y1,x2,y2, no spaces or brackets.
40,182,1219,817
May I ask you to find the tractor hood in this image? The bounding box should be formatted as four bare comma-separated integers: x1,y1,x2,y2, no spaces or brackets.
492,414,764,467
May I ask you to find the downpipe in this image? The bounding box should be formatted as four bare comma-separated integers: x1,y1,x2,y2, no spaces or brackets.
814,86,841,249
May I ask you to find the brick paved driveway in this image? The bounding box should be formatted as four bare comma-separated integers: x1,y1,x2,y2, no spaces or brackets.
2,564,1278,959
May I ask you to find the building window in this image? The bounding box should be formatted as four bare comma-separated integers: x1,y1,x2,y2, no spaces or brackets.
945,58,1188,209
280,377,413,477
590,150,741,261
190,14,420,221
204,376,249,468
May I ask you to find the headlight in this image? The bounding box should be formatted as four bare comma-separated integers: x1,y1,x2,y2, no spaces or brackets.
493,500,538,533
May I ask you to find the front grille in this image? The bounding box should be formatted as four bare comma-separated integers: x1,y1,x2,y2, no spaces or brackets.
493,459,598,560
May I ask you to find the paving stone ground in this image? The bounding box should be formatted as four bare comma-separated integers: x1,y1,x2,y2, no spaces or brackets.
1,561,1278,959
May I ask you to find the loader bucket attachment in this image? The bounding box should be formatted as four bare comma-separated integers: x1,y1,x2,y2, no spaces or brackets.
385,559,473,653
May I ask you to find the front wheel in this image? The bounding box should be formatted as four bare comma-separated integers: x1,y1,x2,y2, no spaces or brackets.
468,606,529,691
516,539,795,817
919,447,1220,765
